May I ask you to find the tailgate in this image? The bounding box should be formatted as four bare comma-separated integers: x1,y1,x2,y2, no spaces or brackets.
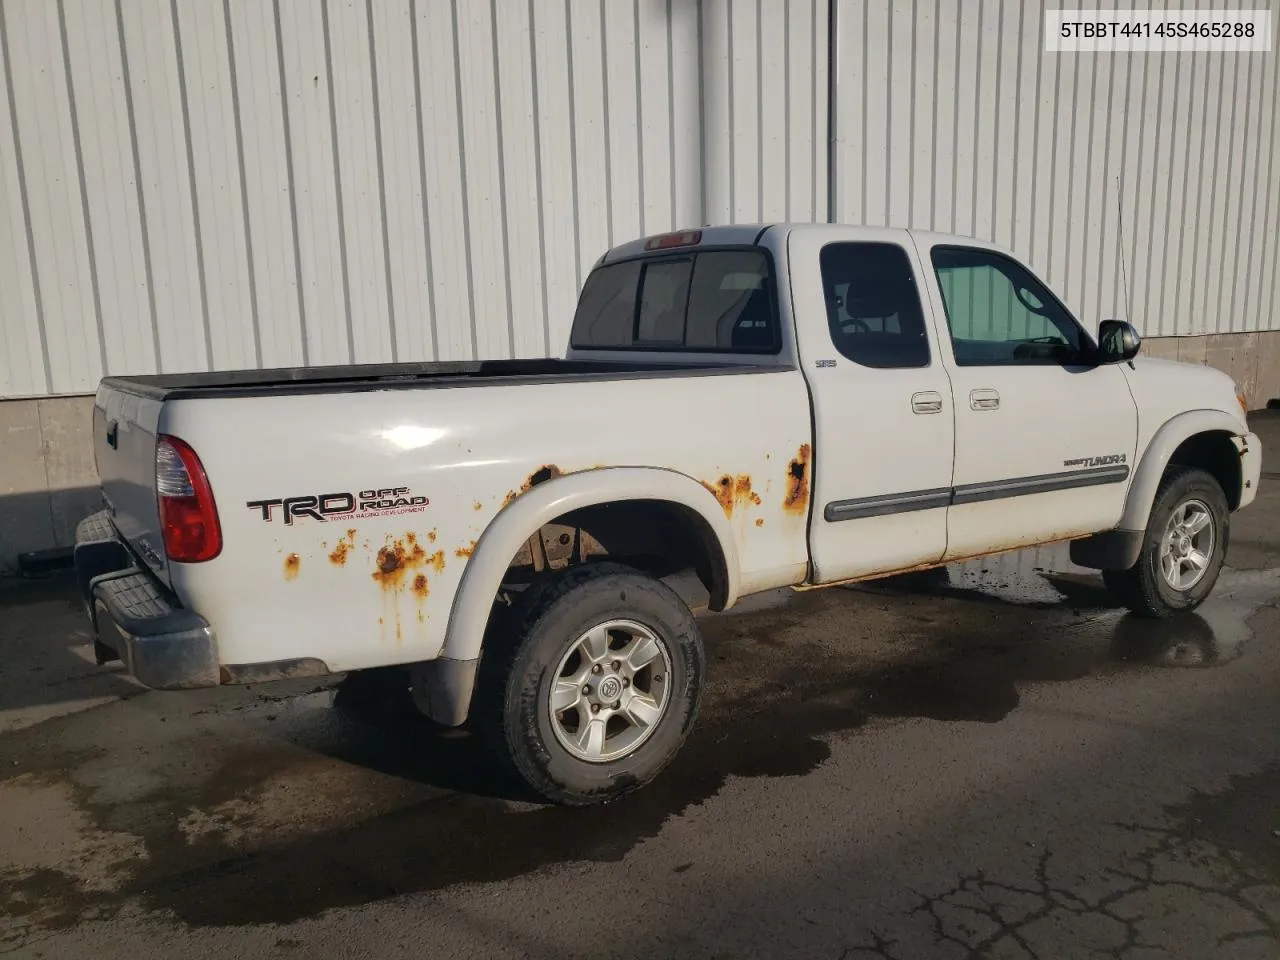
94,385,170,585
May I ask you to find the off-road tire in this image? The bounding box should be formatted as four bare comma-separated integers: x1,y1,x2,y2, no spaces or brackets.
475,561,705,805
1102,466,1229,618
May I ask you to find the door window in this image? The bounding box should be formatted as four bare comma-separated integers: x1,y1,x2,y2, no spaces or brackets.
930,247,1088,365
818,242,931,369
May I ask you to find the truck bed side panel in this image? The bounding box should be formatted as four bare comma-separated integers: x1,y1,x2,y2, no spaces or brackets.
159,368,812,672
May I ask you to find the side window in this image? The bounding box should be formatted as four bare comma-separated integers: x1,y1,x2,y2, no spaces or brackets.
930,247,1086,365
818,242,931,369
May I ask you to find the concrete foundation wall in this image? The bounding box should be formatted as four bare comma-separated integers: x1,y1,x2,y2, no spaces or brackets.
2,330,1279,571
1,395,101,572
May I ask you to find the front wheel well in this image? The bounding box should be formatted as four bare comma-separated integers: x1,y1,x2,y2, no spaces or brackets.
1166,431,1241,509
496,499,731,613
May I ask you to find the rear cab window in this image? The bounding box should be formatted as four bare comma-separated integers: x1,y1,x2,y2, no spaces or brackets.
571,248,780,354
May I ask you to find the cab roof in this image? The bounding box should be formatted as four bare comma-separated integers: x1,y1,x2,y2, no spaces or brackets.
598,223,1008,266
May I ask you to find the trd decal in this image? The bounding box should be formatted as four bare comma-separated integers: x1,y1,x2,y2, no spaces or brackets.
247,487,429,525
1063,453,1127,468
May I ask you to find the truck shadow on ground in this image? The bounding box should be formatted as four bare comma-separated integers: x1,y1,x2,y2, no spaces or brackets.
120,571,1244,928
0,573,142,729
0,562,1258,936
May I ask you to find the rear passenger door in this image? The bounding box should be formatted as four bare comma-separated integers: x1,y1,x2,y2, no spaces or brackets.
789,230,956,584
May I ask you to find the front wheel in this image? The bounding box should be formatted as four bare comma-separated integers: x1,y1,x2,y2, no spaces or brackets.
476,562,705,805
1103,466,1230,619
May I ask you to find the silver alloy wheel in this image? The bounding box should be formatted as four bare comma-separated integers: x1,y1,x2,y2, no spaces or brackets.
1159,498,1216,591
547,618,673,763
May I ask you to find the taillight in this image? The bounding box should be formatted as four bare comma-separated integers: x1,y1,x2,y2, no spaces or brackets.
156,435,222,562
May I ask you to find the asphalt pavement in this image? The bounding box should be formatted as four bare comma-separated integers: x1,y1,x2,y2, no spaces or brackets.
2,413,1278,960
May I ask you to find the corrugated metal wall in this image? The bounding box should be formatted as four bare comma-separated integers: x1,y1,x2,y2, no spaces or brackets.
4,0,1278,400
0,0,827,398
832,0,1280,339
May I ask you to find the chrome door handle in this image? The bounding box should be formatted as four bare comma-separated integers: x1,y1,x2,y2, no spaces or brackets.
911,391,944,415
970,388,1000,411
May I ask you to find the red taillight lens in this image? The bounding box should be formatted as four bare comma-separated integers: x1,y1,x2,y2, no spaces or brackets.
156,435,222,562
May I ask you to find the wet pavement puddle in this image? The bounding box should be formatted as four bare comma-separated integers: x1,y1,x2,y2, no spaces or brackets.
1,550,1277,933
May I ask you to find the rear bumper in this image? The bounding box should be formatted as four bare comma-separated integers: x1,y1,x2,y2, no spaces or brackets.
74,510,220,690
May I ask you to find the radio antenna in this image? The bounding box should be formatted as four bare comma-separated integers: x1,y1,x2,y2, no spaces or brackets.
1115,175,1133,323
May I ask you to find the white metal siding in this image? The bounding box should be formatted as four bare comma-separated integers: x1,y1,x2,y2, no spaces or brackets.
831,0,1280,339
3,0,1276,399
0,0,827,398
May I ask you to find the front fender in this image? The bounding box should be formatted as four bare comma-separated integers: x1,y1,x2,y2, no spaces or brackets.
1118,409,1249,531
438,466,743,664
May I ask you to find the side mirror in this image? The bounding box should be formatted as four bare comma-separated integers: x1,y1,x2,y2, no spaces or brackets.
1097,319,1142,363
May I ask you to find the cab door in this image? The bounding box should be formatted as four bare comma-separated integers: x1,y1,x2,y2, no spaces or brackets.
916,241,1139,560
788,229,956,583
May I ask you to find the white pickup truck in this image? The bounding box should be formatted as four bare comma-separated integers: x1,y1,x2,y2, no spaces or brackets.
75,223,1261,804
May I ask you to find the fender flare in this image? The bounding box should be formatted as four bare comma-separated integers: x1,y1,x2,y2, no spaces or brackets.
1118,409,1246,531
438,466,743,664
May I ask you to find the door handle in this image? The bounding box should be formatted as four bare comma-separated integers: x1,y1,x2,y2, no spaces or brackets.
970,388,1000,411
911,391,944,415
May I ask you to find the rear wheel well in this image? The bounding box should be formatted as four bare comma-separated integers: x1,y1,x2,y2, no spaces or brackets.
1167,431,1241,509
497,499,730,613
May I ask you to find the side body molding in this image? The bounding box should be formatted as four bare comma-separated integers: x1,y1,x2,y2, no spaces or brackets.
438,467,743,665
1117,409,1248,532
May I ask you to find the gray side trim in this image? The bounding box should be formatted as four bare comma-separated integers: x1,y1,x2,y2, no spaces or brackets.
823,465,1131,522
951,465,1130,505
825,487,952,522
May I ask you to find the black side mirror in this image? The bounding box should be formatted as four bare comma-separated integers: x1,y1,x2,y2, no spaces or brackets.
1097,319,1142,363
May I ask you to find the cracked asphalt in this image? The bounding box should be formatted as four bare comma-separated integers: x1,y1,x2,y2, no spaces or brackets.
2,412,1278,960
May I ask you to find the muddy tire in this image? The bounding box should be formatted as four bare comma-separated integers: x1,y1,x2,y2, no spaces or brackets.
476,561,705,806
1103,466,1229,619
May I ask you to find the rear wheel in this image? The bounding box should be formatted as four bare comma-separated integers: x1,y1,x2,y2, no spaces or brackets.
477,562,705,805
1103,466,1229,618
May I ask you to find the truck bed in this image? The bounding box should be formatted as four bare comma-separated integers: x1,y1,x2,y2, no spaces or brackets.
101,358,779,401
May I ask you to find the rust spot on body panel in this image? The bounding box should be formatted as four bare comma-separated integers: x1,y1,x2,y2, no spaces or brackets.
427,529,437,543
755,517,764,527
473,501,483,511
455,541,476,559
702,473,758,519
373,534,435,644
372,537,427,588
783,444,811,515
501,465,569,511
284,553,300,580
328,529,356,566
523,464,563,491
